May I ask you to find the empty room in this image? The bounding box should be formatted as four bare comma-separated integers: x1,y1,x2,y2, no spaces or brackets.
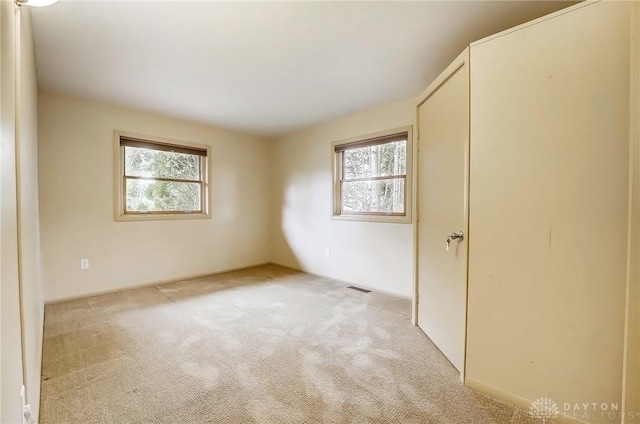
1,0,639,423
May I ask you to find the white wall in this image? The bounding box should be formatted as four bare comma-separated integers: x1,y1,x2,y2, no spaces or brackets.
18,8,45,422
466,1,632,417
38,92,271,302
1,4,44,423
1,3,24,422
269,98,414,298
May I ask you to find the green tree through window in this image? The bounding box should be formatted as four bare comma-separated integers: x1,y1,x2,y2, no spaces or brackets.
119,136,208,216
334,131,408,218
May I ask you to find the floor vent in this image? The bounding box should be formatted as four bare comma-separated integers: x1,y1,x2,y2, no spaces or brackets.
347,286,371,293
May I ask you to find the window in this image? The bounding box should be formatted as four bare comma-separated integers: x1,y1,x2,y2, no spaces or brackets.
332,127,412,223
114,131,211,221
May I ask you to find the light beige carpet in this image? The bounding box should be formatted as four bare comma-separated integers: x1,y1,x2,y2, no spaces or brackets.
40,265,537,424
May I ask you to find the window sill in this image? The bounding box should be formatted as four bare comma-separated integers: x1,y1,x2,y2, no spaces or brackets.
114,212,211,222
332,214,411,224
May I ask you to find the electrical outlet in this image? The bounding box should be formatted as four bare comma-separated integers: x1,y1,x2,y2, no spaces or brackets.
325,248,331,257
80,259,89,270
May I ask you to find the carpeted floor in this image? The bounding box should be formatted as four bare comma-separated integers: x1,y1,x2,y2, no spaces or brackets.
40,264,537,423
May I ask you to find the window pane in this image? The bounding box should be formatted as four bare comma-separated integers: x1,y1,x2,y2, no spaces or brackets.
342,178,405,214
343,140,406,179
125,179,201,212
124,146,200,181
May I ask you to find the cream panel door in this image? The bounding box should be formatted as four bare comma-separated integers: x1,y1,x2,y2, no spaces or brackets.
466,1,631,409
416,49,469,375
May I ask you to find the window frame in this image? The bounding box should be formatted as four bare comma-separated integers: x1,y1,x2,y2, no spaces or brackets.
113,131,212,222
331,126,413,224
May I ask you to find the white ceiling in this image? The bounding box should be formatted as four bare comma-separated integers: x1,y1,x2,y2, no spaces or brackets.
31,1,576,137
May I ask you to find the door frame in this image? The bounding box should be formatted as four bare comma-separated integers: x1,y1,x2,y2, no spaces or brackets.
412,47,471,382
622,1,640,417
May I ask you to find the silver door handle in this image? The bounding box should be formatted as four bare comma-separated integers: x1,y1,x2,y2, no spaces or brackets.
446,231,464,251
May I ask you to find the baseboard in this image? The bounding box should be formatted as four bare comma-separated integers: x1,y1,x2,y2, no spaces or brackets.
465,378,588,424
45,262,271,304
269,261,412,300
47,262,411,304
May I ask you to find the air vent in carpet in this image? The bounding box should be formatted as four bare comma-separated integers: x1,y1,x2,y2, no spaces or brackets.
347,286,371,293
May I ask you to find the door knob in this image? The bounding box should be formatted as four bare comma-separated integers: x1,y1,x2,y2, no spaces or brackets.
446,231,464,251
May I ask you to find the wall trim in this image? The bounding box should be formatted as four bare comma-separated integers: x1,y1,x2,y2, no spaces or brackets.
622,1,640,420
465,378,588,424
112,129,213,222
46,261,413,305
329,125,413,225
271,261,412,300
413,47,471,380
470,1,597,47
44,262,271,304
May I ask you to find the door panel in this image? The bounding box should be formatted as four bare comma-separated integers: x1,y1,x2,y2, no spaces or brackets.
416,50,469,374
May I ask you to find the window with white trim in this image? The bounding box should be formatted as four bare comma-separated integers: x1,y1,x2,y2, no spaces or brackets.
115,132,210,220
332,127,412,223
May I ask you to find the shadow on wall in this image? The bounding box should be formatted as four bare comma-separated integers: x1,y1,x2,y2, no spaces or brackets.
274,200,302,271
277,169,333,272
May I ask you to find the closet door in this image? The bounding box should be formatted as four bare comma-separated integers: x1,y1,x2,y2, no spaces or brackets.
466,1,631,409
416,49,469,375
